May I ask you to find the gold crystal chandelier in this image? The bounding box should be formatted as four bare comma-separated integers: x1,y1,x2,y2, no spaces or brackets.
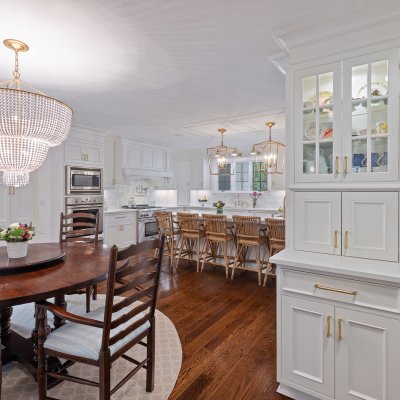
0,39,72,188
251,122,285,174
207,128,238,175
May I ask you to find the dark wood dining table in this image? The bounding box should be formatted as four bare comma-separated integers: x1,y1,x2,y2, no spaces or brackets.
0,241,111,388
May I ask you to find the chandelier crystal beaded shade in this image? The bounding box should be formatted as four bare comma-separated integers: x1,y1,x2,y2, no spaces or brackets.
251,122,285,174
0,39,72,187
207,128,238,175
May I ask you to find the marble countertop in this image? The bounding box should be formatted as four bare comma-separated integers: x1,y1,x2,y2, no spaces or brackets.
104,208,138,214
271,249,400,285
163,206,281,213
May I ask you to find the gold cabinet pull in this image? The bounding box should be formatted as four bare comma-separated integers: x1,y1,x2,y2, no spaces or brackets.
338,318,343,340
335,156,340,175
343,156,348,175
334,230,339,248
326,315,332,338
314,284,357,296
344,231,349,249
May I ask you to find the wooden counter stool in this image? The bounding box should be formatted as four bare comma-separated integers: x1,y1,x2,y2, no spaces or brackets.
176,212,204,272
154,210,180,270
60,211,100,312
263,218,285,286
231,215,267,286
201,214,234,278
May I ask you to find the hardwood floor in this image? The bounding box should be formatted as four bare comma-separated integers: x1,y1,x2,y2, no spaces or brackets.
100,257,289,400
158,259,288,400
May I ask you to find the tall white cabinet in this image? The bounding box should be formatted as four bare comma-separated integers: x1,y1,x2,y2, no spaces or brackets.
272,15,400,400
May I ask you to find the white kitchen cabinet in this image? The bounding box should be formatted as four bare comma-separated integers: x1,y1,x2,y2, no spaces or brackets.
295,50,398,183
342,191,398,261
294,191,398,262
294,192,341,255
65,137,104,167
174,158,205,205
281,295,335,398
116,138,170,179
279,269,400,400
335,307,400,400
103,212,136,248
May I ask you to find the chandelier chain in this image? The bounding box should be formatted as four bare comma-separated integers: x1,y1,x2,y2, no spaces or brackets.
13,50,21,86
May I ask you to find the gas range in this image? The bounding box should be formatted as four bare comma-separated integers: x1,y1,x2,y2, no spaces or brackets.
121,205,166,220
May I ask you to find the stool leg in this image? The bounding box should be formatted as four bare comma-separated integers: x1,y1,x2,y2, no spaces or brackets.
196,238,201,273
223,241,229,278
256,245,261,286
176,235,185,271
232,243,242,280
201,238,209,273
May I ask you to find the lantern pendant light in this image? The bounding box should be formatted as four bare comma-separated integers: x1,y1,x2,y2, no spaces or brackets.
252,122,285,174
207,128,238,175
0,39,72,188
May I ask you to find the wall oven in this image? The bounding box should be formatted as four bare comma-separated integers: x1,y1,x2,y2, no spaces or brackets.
66,166,102,195
66,196,104,233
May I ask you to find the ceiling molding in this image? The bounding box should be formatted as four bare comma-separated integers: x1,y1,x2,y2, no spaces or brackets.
272,2,400,57
268,52,289,76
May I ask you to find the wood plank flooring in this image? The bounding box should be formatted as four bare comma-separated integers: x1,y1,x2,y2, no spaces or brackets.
101,258,289,400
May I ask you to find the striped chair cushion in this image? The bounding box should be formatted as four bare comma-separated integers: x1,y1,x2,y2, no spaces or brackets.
44,305,151,360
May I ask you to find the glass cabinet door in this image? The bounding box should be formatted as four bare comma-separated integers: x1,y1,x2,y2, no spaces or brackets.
343,50,398,182
295,63,341,182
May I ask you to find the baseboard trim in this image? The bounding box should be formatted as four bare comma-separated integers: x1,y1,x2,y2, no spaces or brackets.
277,384,321,400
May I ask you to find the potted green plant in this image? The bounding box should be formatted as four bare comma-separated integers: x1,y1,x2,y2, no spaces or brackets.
0,223,35,258
213,200,225,214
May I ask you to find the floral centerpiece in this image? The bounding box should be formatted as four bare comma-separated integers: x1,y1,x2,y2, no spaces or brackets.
0,223,35,258
198,195,208,207
212,200,225,214
250,191,262,208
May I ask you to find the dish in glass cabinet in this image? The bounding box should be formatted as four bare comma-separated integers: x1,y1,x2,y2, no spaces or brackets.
356,82,388,98
305,122,318,140
308,91,333,106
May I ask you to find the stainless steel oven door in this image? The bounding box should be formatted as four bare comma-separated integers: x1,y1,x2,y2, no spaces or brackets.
138,218,159,242
65,205,103,233
66,166,102,194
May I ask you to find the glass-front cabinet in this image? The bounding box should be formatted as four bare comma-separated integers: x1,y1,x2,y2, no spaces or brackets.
295,50,398,183
342,50,398,182
295,63,341,182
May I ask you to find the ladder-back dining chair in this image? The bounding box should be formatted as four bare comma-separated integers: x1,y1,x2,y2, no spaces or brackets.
201,214,234,278
154,210,180,269
36,236,165,400
264,218,285,286
176,212,204,272
231,215,268,286
60,211,100,312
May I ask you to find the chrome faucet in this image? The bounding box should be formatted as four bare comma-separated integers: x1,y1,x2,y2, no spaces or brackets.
233,193,241,207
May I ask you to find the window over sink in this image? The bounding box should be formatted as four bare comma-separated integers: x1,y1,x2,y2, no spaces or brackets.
217,161,268,192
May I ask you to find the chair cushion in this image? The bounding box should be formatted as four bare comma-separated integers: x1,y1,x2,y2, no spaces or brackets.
44,304,150,361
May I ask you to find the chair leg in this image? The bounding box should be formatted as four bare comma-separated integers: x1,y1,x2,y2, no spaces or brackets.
146,318,156,392
93,284,98,300
99,351,111,400
86,287,91,313
37,306,48,400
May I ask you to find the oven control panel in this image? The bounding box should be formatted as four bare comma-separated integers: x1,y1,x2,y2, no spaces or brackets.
66,195,104,206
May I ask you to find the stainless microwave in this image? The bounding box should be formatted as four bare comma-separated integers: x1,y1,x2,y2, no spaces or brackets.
66,166,102,194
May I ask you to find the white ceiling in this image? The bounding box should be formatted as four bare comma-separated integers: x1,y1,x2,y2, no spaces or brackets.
0,0,384,150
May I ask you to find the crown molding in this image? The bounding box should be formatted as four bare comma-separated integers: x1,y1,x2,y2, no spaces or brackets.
272,2,400,62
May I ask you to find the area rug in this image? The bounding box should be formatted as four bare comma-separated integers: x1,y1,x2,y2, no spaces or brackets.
2,294,182,400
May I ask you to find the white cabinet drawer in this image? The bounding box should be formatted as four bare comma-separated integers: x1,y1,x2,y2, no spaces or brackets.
104,213,135,226
281,269,400,314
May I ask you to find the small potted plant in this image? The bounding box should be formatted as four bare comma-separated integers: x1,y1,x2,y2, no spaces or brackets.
198,195,208,207
0,223,35,258
213,200,225,214
250,191,262,208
